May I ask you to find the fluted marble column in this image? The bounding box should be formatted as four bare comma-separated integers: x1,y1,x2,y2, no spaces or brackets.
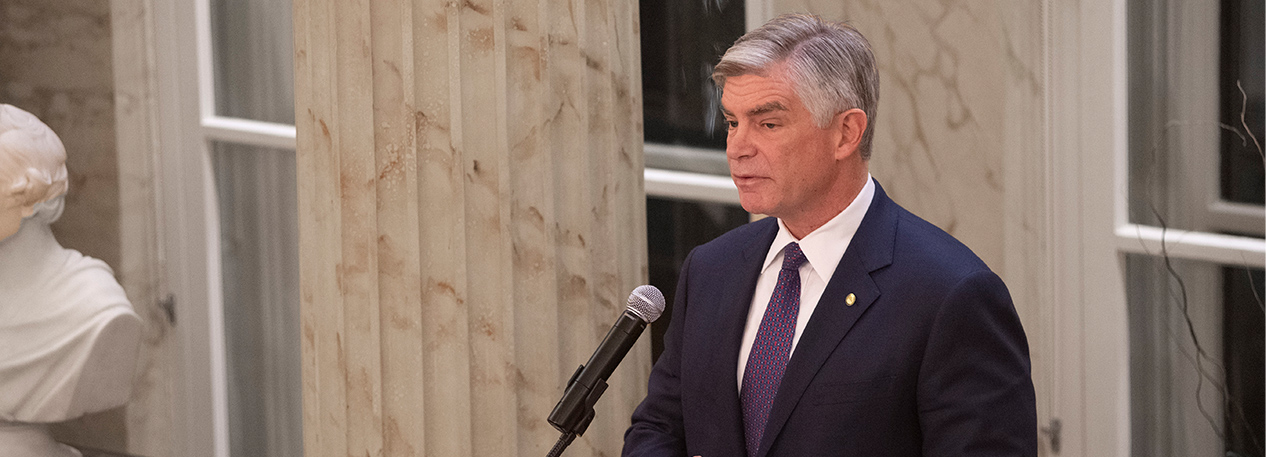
294,0,646,455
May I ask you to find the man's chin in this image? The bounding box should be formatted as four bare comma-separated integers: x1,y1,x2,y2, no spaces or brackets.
736,197,771,218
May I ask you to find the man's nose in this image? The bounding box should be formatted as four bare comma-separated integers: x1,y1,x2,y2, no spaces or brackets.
726,124,754,160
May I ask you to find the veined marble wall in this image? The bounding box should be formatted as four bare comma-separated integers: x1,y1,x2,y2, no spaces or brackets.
771,1,1044,273
768,2,1053,452
110,0,176,455
294,0,647,455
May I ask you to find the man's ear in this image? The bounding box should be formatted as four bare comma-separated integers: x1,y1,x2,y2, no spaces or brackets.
833,108,868,160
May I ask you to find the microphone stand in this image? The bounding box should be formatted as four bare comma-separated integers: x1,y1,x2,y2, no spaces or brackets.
545,362,604,456
546,431,576,457
544,286,664,456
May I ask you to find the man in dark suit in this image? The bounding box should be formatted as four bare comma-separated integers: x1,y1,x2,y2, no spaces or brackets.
623,13,1037,457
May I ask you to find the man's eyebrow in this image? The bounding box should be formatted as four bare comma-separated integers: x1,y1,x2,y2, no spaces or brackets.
747,101,788,116
718,101,789,118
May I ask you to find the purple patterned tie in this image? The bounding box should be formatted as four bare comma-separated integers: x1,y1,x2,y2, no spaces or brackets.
741,242,806,457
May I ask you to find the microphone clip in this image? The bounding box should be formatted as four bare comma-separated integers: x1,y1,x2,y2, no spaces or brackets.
548,363,609,436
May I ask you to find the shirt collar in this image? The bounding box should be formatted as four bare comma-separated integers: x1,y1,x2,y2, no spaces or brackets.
761,175,876,282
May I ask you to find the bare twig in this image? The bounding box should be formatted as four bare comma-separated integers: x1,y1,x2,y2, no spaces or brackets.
1134,79,1265,455
1151,208,1226,440
1236,81,1264,163
1246,267,1265,314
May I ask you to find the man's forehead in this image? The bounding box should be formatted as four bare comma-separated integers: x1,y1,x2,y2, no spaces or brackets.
720,78,798,117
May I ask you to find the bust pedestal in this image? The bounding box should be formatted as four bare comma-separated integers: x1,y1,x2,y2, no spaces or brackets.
0,422,81,457
0,213,142,456
0,104,142,456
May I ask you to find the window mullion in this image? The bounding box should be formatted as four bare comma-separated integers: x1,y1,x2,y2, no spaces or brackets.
1115,223,1266,268
203,117,298,151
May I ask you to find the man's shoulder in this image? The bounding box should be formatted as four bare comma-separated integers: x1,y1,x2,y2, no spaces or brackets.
691,216,778,259
888,203,993,281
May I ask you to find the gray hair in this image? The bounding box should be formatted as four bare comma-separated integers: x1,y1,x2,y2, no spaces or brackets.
713,13,880,159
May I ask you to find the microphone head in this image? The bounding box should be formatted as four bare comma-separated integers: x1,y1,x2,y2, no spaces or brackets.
626,285,666,323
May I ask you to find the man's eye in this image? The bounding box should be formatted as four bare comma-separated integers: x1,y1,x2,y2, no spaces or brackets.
763,123,778,129
726,120,738,129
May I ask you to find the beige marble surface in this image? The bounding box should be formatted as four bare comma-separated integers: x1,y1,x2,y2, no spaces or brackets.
773,0,1050,375
0,0,132,453
769,3,1052,452
295,0,646,455
109,0,177,456
773,0,1037,273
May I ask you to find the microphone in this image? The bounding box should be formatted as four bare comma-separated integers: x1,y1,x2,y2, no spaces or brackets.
547,285,665,443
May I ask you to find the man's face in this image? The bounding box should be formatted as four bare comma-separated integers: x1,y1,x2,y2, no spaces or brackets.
722,69,847,225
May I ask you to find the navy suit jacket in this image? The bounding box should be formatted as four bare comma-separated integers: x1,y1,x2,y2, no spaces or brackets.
624,181,1037,456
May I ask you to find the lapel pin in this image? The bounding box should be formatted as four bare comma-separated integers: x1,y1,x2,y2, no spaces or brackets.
845,293,856,306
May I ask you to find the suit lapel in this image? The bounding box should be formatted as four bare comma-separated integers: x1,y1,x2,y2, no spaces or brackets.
756,182,900,457
701,219,778,452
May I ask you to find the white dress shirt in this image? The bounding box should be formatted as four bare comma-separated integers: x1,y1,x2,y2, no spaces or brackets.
737,176,875,389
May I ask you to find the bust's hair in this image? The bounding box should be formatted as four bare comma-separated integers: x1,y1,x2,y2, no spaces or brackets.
0,104,68,210
712,13,880,159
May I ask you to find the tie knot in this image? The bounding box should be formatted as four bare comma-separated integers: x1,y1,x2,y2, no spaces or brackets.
781,242,806,271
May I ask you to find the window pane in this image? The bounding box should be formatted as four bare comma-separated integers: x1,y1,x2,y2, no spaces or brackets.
1219,0,1264,205
1127,0,1265,234
646,197,749,360
211,0,295,124
1126,254,1264,457
1223,265,1265,456
1125,0,1168,229
212,142,302,457
640,0,744,151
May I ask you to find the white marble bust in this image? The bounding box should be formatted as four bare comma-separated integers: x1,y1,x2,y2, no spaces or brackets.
0,104,142,457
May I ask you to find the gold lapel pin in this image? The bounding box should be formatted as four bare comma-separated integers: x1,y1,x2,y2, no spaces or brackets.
845,293,856,306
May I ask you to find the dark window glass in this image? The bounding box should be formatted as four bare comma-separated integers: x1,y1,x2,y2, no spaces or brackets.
640,0,749,362
1219,0,1264,205
1223,266,1264,457
640,0,745,150
1127,0,1265,233
646,198,750,361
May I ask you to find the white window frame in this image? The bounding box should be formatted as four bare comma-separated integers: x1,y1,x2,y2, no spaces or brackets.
1049,0,1265,455
152,0,299,455
638,0,776,206
640,0,774,206
643,143,739,204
